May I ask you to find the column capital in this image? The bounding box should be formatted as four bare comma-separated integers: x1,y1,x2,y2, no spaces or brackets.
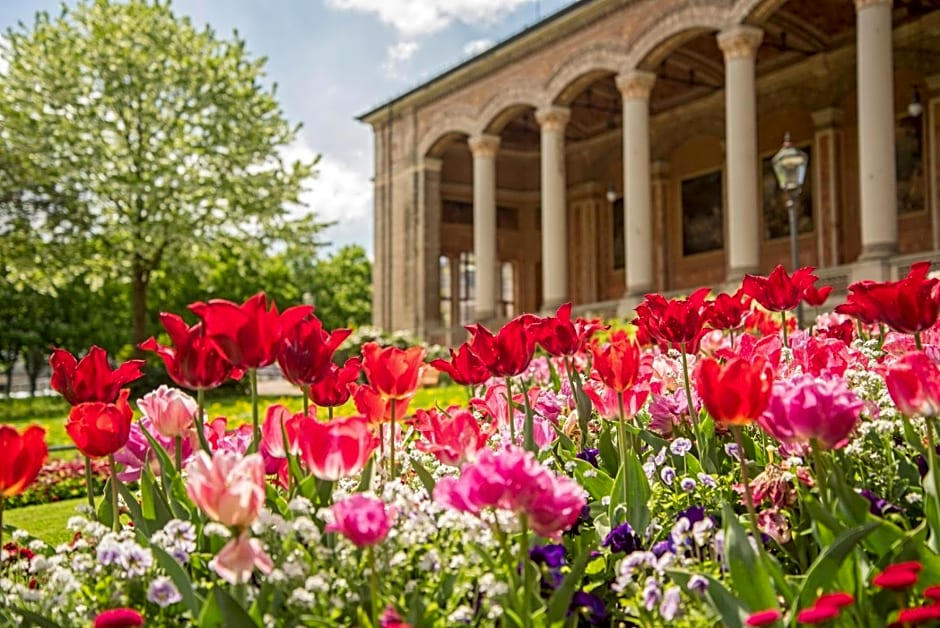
651,160,671,178
811,107,845,129
423,156,443,172
854,0,892,9
717,25,763,61
468,134,501,159
535,105,571,132
616,69,657,101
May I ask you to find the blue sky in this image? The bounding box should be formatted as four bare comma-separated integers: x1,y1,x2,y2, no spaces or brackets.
0,0,577,256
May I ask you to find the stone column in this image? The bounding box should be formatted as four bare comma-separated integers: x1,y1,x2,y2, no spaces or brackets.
469,134,501,321
927,73,940,251
651,160,671,292
812,108,845,267
535,105,571,310
717,25,763,280
418,157,443,336
856,0,897,259
617,70,657,295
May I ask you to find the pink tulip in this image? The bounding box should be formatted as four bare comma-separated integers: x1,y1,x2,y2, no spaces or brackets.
297,415,378,481
758,374,863,451
185,450,265,529
326,494,395,547
583,378,650,421
260,404,303,459
434,446,586,540
412,406,493,466
138,385,198,439
212,532,273,584
885,352,940,417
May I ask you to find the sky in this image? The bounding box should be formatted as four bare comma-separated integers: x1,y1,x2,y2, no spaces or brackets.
0,0,578,257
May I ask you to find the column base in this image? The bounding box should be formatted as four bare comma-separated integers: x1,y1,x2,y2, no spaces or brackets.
626,284,654,298
848,257,891,283
616,295,645,319
858,242,897,261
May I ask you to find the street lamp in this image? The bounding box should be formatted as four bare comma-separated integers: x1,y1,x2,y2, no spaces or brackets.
771,132,809,327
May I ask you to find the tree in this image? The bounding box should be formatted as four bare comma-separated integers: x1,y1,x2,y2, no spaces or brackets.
0,0,320,350
309,245,372,330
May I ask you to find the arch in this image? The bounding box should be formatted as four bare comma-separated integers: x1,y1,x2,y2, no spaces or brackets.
624,3,731,71
731,0,790,25
652,113,725,160
422,130,471,159
543,43,632,104
476,87,542,134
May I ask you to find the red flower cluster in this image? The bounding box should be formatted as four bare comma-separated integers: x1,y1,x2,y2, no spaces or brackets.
634,287,711,352
49,345,144,406
742,265,831,313
836,261,940,333
796,591,854,625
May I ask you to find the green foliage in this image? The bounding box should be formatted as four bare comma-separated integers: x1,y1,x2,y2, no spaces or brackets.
308,245,372,330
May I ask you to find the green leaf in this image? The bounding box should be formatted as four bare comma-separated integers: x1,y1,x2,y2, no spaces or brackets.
667,570,748,628
623,451,651,534
141,465,173,529
598,423,619,478
152,544,203,616
722,503,777,612
546,546,593,623
116,476,149,535
11,608,61,628
199,587,259,628
410,456,437,496
572,458,613,501
355,457,374,493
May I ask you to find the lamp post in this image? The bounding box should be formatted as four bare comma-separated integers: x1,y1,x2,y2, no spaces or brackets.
771,132,809,328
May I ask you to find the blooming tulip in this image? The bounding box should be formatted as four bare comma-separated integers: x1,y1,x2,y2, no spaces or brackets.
354,384,412,427
212,531,273,584
326,494,395,547
634,287,711,352
742,265,823,312
836,261,940,334
532,302,606,357
66,389,134,458
695,356,773,426
277,314,351,387
259,404,303,460
93,608,145,628
113,417,194,482
309,357,361,408
589,330,643,393
49,345,144,406
297,415,378,481
465,314,539,378
0,424,48,498
140,313,240,390
361,342,425,400
185,450,265,529
885,352,940,417
706,291,750,331
759,374,863,451
430,343,491,386
138,385,197,439
412,406,493,466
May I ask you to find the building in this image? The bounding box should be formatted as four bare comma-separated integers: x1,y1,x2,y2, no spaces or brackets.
358,0,940,343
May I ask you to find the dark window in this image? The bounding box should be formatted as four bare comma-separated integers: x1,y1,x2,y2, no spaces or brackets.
897,115,925,214
681,170,724,256
612,198,624,270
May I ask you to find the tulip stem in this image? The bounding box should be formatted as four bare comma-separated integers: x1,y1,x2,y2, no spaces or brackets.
0,496,4,548
174,436,183,471
84,456,97,520
518,513,531,628
732,427,764,559
195,389,212,453
926,420,940,540
108,455,120,532
505,376,515,445
916,332,924,351
250,368,260,448
389,400,396,478
616,391,630,506
302,386,309,416
780,312,789,350
679,343,705,463
368,545,379,628
810,439,830,512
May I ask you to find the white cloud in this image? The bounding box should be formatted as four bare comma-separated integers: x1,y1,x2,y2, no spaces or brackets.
325,0,537,38
463,38,493,56
381,40,419,78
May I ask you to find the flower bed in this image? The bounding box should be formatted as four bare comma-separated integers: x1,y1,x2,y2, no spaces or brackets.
2,268,940,626
5,457,108,509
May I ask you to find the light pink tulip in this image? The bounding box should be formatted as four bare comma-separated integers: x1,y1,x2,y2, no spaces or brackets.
297,415,378,481
185,450,265,529
412,406,492,466
212,532,273,584
260,404,303,459
138,385,198,439
326,494,395,547
758,374,863,451
886,352,940,417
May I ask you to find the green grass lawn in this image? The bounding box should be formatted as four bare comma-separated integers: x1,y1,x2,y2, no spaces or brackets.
5,497,85,547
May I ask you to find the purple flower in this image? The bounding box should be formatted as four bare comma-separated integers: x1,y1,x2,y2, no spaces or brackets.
670,438,693,456
859,489,902,517
688,574,708,594
652,539,675,557
113,417,194,482
529,544,566,569
677,506,707,526
680,478,696,492
147,576,182,607
603,522,641,554
643,578,662,611
649,390,689,436
660,466,676,486
576,448,600,468
660,586,681,621
569,590,607,625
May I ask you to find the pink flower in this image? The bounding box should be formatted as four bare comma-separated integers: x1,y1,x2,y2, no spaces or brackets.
583,377,650,422
297,415,378,481
138,385,197,439
114,417,194,481
205,418,253,455
212,532,273,584
93,608,145,628
758,374,863,451
326,494,395,547
260,404,303,459
412,406,493,466
885,352,940,417
185,450,265,529
434,446,586,540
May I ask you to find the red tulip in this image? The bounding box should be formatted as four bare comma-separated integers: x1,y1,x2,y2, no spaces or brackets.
93,608,144,628
66,389,134,458
835,262,940,334
309,358,361,408
0,424,48,498
49,346,144,406
742,265,824,312
634,287,711,352
802,284,833,307
532,302,606,357
412,406,493,466
430,343,491,386
277,314,351,387
589,330,642,393
707,291,750,331
696,356,773,426
361,342,425,400
297,415,378,481
189,293,313,370
140,313,241,390
353,384,411,426
466,314,539,377
885,352,940,417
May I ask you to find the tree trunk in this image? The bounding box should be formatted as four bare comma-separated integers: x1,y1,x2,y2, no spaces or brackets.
2,365,12,398
23,347,43,397
132,271,149,358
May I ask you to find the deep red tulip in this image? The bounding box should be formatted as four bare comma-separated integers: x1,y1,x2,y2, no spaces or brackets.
277,314,351,387
696,356,773,426
745,609,781,626
466,314,539,377
297,415,378,481
796,604,840,624
309,358,361,408
430,343,490,386
0,424,48,498
589,330,642,393
813,592,854,609
896,605,940,626
873,563,919,589
66,388,134,458
742,265,824,312
802,284,833,307
707,291,750,331
141,313,241,390
634,287,711,352
835,262,940,334
361,342,425,400
189,293,313,370
532,302,606,357
49,346,144,406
